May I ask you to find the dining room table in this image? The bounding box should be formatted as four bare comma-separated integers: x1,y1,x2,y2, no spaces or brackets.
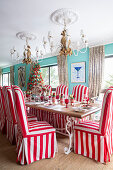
25,101,102,154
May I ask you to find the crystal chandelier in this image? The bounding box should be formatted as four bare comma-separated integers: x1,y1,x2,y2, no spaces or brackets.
10,32,44,64
42,9,88,57
10,9,88,64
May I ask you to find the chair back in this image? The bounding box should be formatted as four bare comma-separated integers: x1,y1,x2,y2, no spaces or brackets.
44,85,52,96
72,85,89,102
12,85,29,136
2,86,13,123
99,89,113,135
56,84,68,98
5,86,17,124
0,87,5,128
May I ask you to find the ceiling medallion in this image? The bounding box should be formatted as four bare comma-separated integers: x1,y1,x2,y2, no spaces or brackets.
50,8,78,26
10,32,39,65
42,8,88,57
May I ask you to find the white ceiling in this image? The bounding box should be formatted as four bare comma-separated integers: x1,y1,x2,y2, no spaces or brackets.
0,0,113,68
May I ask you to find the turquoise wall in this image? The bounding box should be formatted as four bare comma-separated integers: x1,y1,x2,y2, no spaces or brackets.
2,67,10,73
105,43,113,56
2,43,113,93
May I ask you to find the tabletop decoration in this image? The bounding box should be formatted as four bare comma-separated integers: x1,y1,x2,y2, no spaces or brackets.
65,98,69,108
60,93,64,105
56,95,59,103
69,94,74,105
51,92,56,104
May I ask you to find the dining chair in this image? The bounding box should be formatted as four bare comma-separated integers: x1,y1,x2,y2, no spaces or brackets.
56,84,68,99
43,85,52,96
72,84,89,102
0,86,6,133
12,85,57,165
2,86,37,144
74,88,113,163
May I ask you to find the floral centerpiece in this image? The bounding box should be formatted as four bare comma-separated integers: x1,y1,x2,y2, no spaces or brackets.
69,94,74,105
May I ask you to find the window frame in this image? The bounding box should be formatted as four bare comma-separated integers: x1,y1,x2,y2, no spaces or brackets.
2,72,10,86
101,55,113,92
41,64,58,91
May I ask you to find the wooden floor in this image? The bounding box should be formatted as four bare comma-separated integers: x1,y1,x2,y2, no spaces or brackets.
0,132,113,170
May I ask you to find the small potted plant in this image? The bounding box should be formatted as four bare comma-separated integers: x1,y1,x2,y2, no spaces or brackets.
60,93,64,105
51,92,56,104
69,94,74,105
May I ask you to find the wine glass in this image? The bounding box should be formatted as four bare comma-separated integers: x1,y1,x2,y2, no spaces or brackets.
56,95,59,104
65,99,69,108
48,95,52,104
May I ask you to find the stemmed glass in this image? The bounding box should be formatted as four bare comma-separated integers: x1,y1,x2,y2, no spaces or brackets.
56,95,59,104
48,95,52,104
65,99,69,108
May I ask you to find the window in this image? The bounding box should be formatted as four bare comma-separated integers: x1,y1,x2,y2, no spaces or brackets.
2,73,10,86
102,56,113,89
41,65,59,89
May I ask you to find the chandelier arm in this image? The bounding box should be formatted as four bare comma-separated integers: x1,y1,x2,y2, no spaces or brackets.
72,49,79,56
79,46,88,54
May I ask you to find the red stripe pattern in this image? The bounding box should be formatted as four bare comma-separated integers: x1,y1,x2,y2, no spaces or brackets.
72,85,89,102
0,87,6,133
43,85,52,96
1,86,37,144
12,86,57,165
56,84,68,99
74,89,113,163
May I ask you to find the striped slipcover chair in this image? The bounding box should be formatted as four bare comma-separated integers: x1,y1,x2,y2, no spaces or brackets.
12,86,57,165
29,84,69,132
74,88,113,163
2,86,37,144
72,85,89,123
52,85,69,134
44,85,52,96
72,85,89,102
56,84,68,99
0,87,6,133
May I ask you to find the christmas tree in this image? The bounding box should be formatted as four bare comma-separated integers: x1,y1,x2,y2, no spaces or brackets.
27,62,44,94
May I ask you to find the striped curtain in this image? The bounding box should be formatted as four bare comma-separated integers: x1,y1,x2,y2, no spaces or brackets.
89,45,105,98
0,68,2,86
10,66,14,85
57,55,68,86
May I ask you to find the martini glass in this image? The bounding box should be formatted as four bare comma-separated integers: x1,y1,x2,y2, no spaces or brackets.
74,67,82,78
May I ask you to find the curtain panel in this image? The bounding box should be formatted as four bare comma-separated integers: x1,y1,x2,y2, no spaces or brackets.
10,66,14,85
89,45,105,98
57,55,68,86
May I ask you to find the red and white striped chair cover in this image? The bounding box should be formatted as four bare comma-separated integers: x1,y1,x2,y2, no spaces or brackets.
72,85,89,102
0,87,6,133
12,86,57,165
2,86,37,144
56,84,68,99
52,85,69,134
30,85,70,135
43,85,52,96
74,88,113,163
2,86,17,144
